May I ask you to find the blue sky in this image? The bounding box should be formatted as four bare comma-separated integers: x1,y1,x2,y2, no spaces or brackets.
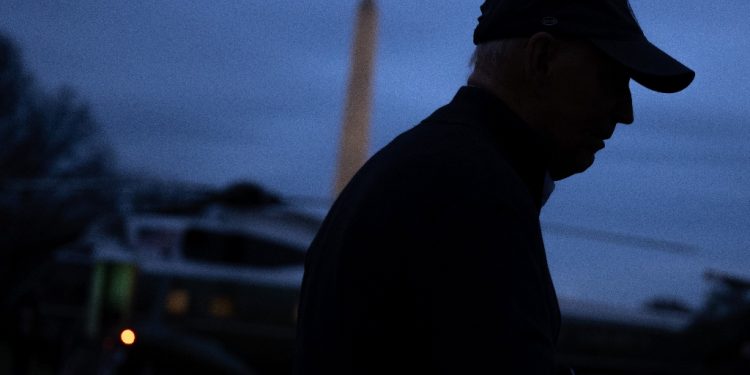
3,0,748,312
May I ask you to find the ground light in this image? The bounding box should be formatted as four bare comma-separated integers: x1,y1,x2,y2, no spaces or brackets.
120,328,136,346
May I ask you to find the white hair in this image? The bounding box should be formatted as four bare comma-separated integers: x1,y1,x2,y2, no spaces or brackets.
469,38,527,80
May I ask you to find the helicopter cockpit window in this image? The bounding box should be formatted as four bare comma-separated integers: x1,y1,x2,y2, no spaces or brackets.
182,228,305,267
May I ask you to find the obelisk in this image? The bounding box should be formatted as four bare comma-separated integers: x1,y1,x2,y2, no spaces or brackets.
334,0,379,196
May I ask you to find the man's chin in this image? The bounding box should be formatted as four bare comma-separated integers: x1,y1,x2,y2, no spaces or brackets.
550,153,595,181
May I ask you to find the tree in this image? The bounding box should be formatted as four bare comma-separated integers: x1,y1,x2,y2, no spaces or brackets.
0,34,27,118
0,34,116,302
0,37,112,182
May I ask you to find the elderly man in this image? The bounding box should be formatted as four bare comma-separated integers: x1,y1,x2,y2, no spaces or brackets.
295,0,694,374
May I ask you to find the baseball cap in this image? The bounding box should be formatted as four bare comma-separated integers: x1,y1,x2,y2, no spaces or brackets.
474,0,695,93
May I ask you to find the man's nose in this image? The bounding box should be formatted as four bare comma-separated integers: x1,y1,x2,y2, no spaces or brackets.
617,84,634,125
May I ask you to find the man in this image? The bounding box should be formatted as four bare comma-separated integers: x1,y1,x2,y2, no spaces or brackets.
295,0,694,374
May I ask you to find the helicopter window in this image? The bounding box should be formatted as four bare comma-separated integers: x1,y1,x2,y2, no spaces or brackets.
182,228,305,267
135,227,180,256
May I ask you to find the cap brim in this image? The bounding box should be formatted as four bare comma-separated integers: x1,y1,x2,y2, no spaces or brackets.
589,38,695,93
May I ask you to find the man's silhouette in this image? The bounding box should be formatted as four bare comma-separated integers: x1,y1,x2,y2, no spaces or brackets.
295,1,694,373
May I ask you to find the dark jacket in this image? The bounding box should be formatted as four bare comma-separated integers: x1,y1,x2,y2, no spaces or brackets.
295,86,561,374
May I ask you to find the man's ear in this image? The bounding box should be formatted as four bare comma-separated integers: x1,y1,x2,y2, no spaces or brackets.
525,32,557,87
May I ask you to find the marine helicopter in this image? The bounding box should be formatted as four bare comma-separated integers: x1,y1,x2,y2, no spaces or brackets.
31,180,748,375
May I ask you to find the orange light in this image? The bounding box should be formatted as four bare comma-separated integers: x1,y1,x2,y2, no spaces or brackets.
209,297,234,318
165,289,190,315
120,329,136,345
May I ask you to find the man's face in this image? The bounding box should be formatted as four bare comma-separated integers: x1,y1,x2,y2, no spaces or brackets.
537,39,634,180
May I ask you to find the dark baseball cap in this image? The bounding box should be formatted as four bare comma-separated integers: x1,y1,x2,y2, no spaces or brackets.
474,0,695,93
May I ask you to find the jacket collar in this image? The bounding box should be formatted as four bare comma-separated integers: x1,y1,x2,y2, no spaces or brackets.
426,86,554,211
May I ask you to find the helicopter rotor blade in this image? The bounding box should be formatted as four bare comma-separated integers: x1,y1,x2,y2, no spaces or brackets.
542,222,701,254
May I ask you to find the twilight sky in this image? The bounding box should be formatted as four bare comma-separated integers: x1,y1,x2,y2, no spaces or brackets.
2,1,748,314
